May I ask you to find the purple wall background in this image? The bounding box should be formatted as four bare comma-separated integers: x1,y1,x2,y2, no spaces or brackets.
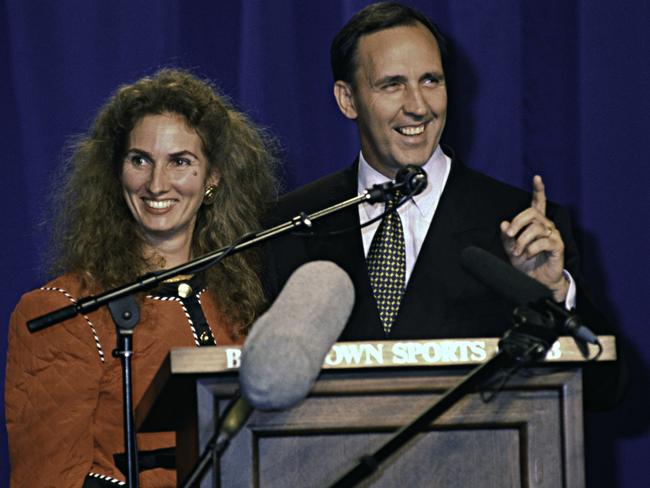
1,0,648,485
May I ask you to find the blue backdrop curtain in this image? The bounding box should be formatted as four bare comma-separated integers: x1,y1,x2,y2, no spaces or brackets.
1,0,648,486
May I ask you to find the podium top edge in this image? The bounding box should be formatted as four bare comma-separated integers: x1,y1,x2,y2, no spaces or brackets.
167,335,616,375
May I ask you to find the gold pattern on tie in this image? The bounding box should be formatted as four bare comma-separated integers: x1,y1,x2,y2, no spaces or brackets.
366,191,406,335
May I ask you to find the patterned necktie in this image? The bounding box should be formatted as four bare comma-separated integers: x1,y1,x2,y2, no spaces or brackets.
366,192,406,335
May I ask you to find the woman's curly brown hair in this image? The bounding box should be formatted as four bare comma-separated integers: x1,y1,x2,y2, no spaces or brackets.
48,68,279,334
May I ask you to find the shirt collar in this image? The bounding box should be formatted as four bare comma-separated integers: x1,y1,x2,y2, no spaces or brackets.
357,145,450,218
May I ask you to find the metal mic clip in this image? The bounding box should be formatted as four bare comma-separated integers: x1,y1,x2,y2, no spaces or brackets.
365,165,428,204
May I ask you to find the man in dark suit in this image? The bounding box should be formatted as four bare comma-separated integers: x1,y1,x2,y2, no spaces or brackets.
264,2,623,407
268,2,586,334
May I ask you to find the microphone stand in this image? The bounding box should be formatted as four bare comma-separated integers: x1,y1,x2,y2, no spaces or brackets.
180,394,253,488
25,185,403,487
328,306,562,488
107,295,142,488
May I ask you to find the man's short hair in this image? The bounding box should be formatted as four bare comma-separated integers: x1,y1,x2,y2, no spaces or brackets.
330,1,448,83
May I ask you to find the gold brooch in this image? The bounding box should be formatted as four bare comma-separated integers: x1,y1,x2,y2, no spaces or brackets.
177,283,193,298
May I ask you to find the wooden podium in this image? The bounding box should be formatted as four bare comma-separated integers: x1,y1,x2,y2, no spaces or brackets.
136,336,615,488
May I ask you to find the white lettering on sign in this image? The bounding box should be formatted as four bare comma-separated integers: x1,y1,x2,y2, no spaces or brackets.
545,341,561,360
468,341,488,361
391,342,410,364
325,343,385,366
225,348,241,369
391,341,488,364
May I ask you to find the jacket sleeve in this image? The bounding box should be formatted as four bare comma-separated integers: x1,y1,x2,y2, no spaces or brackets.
550,205,628,410
5,289,105,488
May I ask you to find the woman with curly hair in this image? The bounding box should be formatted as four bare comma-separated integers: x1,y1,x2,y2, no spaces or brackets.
6,68,278,487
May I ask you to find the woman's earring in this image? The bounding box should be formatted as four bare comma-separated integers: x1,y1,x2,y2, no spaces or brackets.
203,184,217,205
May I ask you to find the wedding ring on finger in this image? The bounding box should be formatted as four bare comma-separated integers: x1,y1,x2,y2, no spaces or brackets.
545,226,553,237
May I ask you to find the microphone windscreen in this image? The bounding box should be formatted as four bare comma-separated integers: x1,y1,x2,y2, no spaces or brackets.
460,246,552,305
240,261,355,410
395,165,428,196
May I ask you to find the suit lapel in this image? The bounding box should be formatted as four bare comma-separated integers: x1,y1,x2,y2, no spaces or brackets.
307,162,364,268
406,158,475,287
394,158,491,338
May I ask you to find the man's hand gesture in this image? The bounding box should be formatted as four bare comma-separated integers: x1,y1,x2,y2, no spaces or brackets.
500,175,569,302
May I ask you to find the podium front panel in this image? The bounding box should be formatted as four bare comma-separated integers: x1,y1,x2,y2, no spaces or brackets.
190,368,583,488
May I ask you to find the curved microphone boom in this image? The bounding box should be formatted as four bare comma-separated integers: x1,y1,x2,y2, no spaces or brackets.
366,164,428,203
460,246,599,345
240,260,355,410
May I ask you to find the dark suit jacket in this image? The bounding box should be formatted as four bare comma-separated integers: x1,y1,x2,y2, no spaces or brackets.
264,154,625,409
266,156,605,338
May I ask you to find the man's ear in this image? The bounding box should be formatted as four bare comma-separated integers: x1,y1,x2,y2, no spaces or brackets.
333,81,358,120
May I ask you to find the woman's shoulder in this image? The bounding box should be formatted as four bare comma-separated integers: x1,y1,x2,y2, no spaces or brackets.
10,273,112,362
13,274,88,318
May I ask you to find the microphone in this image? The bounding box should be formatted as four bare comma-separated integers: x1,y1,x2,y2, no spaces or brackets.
240,260,355,410
460,246,599,345
181,261,355,488
366,165,428,203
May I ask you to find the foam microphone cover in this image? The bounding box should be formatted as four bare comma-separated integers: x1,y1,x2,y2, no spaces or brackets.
460,246,553,305
240,261,355,410
395,164,428,196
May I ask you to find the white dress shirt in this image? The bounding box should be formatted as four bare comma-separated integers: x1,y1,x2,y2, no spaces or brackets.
358,145,451,283
356,145,576,308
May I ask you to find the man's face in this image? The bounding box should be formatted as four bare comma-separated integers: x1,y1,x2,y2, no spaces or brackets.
335,22,447,178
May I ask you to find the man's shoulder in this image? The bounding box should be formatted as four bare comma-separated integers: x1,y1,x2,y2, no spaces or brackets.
271,166,356,222
458,163,531,204
453,160,568,224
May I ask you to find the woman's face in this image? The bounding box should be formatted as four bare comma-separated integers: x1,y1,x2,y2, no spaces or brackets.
120,112,217,248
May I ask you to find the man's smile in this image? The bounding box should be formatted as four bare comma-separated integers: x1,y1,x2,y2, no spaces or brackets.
395,121,429,137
